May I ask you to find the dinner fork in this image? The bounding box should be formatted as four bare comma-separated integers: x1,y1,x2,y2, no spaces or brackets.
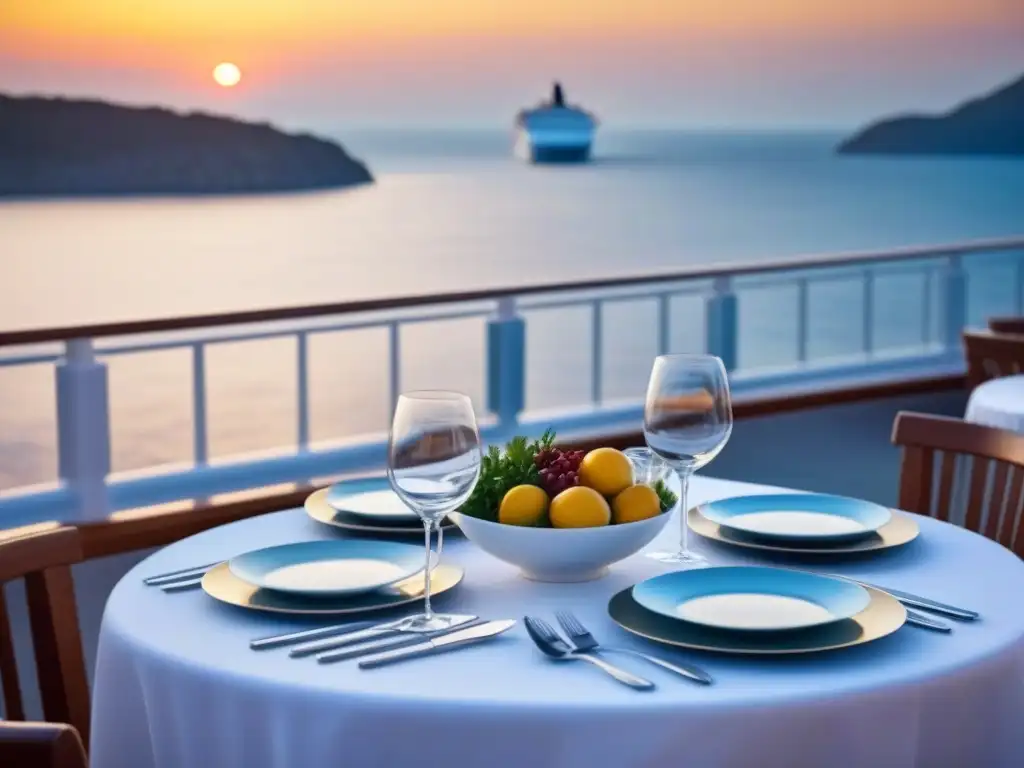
554,610,713,685
524,616,655,691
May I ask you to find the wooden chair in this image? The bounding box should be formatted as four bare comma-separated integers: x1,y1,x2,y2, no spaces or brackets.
962,330,1024,388
892,411,1024,556
0,527,90,747
0,722,88,768
989,316,1024,335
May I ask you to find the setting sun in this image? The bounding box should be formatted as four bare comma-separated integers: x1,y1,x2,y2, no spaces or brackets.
212,62,241,88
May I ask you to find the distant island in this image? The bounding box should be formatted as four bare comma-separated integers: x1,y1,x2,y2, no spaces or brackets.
0,95,373,198
838,72,1024,156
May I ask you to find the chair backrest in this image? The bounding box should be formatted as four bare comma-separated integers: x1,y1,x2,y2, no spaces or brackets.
892,411,1024,556
962,330,1024,388
0,527,90,747
0,722,88,768
989,316,1024,336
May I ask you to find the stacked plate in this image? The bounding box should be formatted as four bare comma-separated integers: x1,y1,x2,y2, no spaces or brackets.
610,566,907,654
688,493,920,555
201,539,463,616
305,477,458,536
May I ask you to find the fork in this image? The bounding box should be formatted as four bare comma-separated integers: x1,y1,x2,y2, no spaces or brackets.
555,610,713,685
524,616,655,691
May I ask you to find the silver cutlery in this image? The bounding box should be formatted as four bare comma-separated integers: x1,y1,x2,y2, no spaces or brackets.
250,620,379,650
288,613,479,658
827,574,978,621
904,609,952,633
143,562,220,585
358,619,516,669
317,618,488,664
554,610,713,685
160,577,205,592
524,616,655,691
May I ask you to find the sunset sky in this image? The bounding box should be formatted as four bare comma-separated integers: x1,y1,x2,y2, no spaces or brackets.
2,1,1022,129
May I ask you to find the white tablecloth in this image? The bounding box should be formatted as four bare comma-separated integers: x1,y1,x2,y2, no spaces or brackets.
966,374,1024,433
90,476,1024,768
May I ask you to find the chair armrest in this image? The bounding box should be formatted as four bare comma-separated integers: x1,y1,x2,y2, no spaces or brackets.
0,722,87,768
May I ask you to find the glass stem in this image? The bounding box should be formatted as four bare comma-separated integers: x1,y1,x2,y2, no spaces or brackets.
677,470,691,555
422,519,434,621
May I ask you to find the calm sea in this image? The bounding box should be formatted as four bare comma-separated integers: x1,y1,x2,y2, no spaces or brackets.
1,130,1023,488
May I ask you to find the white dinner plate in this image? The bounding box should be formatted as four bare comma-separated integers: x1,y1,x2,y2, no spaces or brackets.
631,566,872,633
228,540,425,597
326,479,419,522
698,494,892,544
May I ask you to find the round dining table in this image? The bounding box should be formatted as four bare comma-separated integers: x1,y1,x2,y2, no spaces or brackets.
966,374,1024,433
90,476,1024,768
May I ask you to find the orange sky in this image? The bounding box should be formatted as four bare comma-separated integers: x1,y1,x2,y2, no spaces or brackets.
2,1,1022,126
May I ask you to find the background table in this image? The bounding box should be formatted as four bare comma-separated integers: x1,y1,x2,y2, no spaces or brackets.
90,476,1024,768
966,374,1024,433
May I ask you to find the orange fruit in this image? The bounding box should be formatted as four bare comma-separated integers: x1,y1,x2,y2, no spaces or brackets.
612,484,662,524
578,447,634,497
498,485,549,526
549,486,611,528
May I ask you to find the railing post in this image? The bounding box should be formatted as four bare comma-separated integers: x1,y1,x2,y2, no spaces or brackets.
55,339,110,520
487,297,526,431
942,254,967,351
705,277,738,372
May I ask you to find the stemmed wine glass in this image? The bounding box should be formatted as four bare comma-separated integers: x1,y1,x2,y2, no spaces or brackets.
387,391,482,631
643,354,733,567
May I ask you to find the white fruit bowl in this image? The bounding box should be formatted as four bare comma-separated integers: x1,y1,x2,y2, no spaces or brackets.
450,479,677,583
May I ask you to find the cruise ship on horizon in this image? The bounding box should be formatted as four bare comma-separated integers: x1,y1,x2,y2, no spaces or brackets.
514,81,598,163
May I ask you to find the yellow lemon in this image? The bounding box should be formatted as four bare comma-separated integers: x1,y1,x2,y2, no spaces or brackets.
549,486,611,528
578,447,634,497
612,484,662,524
498,484,549,526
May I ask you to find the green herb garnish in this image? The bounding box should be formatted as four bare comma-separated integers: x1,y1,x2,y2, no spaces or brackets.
460,429,555,522
653,479,678,512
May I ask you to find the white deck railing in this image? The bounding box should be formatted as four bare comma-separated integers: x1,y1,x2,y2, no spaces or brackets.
1,236,1023,527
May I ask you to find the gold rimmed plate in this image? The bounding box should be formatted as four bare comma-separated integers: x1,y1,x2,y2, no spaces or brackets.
609,583,906,655
687,505,919,555
306,484,457,536
201,561,464,615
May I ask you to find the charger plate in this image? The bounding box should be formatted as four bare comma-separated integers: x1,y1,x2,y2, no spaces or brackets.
688,505,919,555
609,583,905,655
202,561,464,615
306,485,457,536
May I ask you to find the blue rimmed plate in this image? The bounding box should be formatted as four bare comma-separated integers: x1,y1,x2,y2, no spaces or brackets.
228,540,425,597
631,566,872,632
327,478,419,522
698,493,892,544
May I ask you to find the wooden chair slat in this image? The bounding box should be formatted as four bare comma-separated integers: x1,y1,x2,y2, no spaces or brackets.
1003,469,1024,553
897,445,932,515
963,330,1024,388
24,566,91,747
964,457,990,533
893,411,1024,557
0,721,88,768
0,590,26,721
936,451,957,521
985,461,1011,542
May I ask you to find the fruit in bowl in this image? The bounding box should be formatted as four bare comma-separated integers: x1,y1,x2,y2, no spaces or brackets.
451,431,678,581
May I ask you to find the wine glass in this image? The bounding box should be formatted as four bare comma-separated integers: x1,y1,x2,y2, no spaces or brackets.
387,390,482,631
643,354,733,567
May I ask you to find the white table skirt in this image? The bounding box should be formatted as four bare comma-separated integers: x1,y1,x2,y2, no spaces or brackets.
90,476,1024,768
966,374,1024,433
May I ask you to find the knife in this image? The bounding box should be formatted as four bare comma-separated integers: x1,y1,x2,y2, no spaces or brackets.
358,620,517,669
288,614,479,658
826,574,978,621
250,620,379,651
869,585,978,622
905,609,952,633
316,618,488,664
